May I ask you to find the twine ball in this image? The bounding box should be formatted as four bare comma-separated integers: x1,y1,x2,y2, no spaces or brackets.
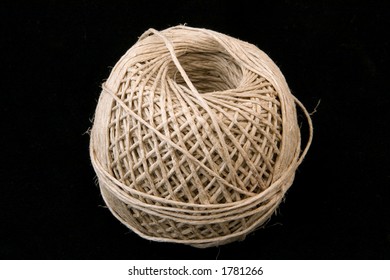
90,25,312,248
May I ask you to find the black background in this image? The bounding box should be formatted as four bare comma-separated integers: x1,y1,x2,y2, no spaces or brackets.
1,0,389,259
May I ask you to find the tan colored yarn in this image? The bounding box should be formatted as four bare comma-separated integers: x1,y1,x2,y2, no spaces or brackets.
90,25,313,248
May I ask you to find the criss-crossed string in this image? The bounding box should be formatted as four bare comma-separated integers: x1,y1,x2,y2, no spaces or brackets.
90,25,313,247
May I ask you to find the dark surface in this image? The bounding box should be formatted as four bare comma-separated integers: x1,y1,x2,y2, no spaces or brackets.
1,0,389,259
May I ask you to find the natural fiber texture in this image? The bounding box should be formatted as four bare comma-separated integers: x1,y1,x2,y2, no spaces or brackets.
90,25,313,248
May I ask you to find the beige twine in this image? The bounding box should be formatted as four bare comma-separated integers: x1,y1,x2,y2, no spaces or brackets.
90,25,313,248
